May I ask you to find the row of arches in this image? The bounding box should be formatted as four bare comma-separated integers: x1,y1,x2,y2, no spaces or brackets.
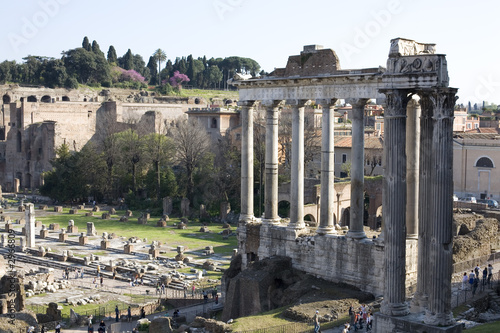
2,94,70,104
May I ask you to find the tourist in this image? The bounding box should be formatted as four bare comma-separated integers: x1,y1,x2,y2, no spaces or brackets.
115,305,120,322
161,283,165,295
173,309,179,318
127,306,132,322
192,284,195,297
183,285,187,298
112,270,116,280
40,325,46,333
88,315,93,325
462,272,468,290
366,312,373,331
482,267,488,286
98,320,106,333
313,310,320,333
81,269,84,279
27,326,34,333
475,264,480,278
469,270,475,290
487,264,493,287
203,290,208,303
472,276,479,296
55,322,61,333
215,294,219,305
140,307,146,319
349,304,354,327
100,276,104,288
87,324,94,333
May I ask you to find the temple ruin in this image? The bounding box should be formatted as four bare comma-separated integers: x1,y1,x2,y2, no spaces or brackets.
232,38,460,332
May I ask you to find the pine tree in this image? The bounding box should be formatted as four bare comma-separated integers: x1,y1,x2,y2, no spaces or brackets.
82,36,91,51
107,46,117,64
123,49,134,70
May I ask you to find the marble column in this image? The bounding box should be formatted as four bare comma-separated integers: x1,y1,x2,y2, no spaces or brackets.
263,100,281,224
239,100,256,223
411,94,431,313
317,99,337,235
346,98,368,239
288,100,307,229
25,203,35,248
406,97,420,239
380,89,410,317
424,88,458,326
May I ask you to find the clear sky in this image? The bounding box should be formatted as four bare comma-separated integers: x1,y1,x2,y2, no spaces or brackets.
1,0,498,104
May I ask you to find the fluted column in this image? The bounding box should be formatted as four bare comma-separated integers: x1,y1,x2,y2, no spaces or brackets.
346,98,368,239
424,88,458,326
239,100,256,223
317,99,338,235
263,100,282,224
411,93,432,313
380,89,410,317
406,97,420,239
288,100,307,229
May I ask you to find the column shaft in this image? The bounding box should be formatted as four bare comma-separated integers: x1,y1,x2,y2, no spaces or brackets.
380,90,410,316
424,89,457,326
239,101,255,222
289,102,305,229
264,102,280,223
406,98,420,238
347,99,367,239
317,100,337,234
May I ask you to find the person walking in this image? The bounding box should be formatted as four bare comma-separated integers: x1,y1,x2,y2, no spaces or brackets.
100,276,104,288
469,270,475,290
313,310,320,333
115,305,120,322
462,272,468,290
472,276,479,296
140,307,146,319
487,264,493,287
482,267,488,286
98,320,106,333
55,322,61,333
127,306,132,322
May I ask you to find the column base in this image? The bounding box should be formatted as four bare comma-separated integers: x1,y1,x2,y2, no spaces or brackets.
316,226,337,235
424,310,456,327
374,312,462,333
406,233,418,240
381,300,409,317
410,291,429,313
346,230,367,239
239,214,255,223
287,222,306,230
262,218,281,225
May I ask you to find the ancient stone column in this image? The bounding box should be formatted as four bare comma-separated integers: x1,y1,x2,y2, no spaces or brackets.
346,98,368,239
411,93,433,313
239,101,256,223
406,97,420,239
263,100,281,224
25,203,35,248
288,100,307,229
380,89,410,317
423,89,457,326
317,99,337,235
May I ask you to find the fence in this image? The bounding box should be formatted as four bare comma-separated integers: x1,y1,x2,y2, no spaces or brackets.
452,270,500,308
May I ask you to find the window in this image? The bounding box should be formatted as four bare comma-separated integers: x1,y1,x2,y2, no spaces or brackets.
211,118,217,128
474,123,479,129
342,154,347,163
467,123,471,129
475,157,494,168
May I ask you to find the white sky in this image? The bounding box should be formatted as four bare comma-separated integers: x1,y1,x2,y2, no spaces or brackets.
1,0,499,105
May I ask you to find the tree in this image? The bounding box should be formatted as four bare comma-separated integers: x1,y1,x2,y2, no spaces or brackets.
147,56,157,85
107,45,117,64
169,71,190,89
153,49,166,85
168,118,210,205
114,129,144,194
206,65,223,88
91,40,104,57
41,58,68,88
143,131,175,200
122,49,134,70
365,146,383,176
82,36,91,51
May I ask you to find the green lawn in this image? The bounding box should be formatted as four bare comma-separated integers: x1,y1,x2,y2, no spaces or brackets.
35,209,237,256
466,321,500,332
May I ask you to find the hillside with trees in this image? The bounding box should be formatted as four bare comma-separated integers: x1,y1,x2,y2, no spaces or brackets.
0,37,264,93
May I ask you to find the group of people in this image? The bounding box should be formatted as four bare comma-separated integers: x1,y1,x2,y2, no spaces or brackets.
348,304,373,331
87,319,106,333
462,263,494,295
62,267,85,280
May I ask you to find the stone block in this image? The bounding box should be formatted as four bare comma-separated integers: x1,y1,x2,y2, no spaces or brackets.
102,213,110,220
157,221,167,227
17,218,25,225
126,210,133,217
124,244,134,254
79,236,88,245
59,233,68,243
120,216,128,222
92,206,100,212
68,226,78,234
77,205,85,210
18,205,25,212
38,205,48,210
35,221,42,228
374,313,463,333
21,227,26,235
49,223,60,231
149,248,159,258
69,209,78,214
4,223,12,232
54,206,63,212
0,215,9,222
85,212,94,217
40,229,49,239
101,240,110,249
109,208,116,215
138,217,148,225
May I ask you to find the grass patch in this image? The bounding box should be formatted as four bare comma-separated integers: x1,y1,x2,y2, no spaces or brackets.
231,307,301,331
466,321,500,332
452,304,468,317
35,212,237,256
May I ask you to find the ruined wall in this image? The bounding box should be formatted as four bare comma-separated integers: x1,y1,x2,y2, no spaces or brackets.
250,223,418,297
